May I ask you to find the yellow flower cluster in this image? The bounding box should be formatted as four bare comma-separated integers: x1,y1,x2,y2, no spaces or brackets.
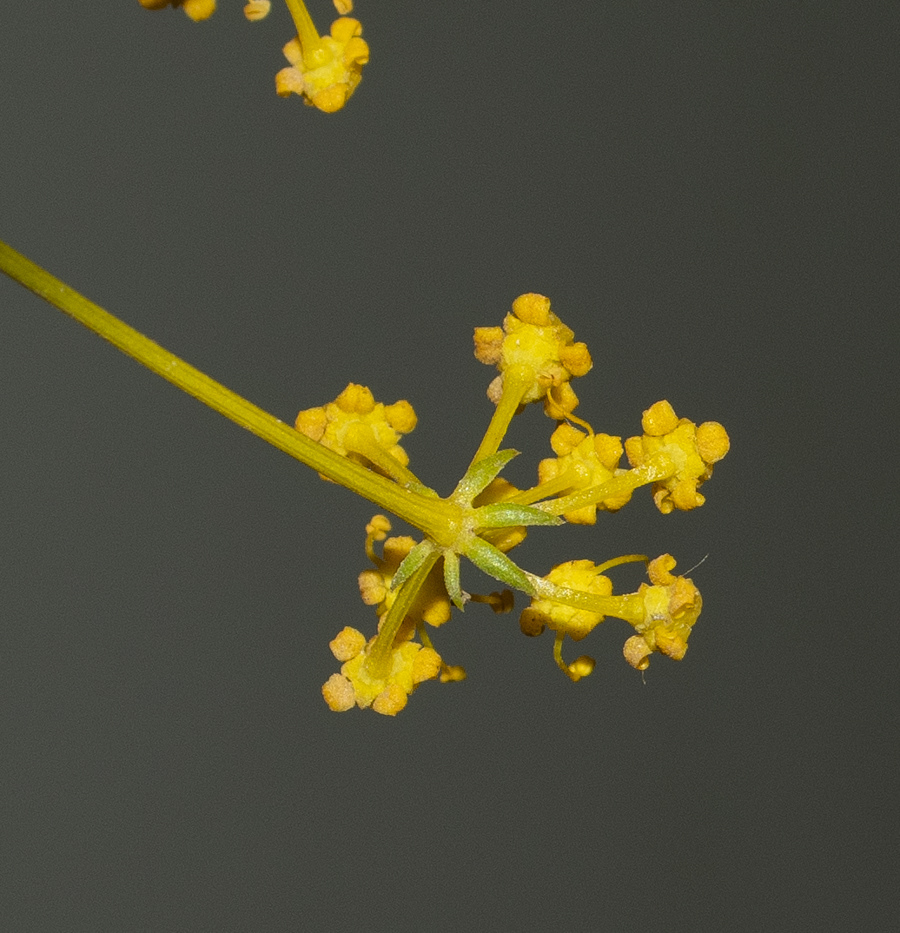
295,383,417,482
537,424,630,523
294,292,729,714
621,555,703,670
357,516,452,629
5,9,733,720
322,625,442,715
474,292,592,419
625,400,730,513
275,16,369,113
520,554,703,675
520,560,614,641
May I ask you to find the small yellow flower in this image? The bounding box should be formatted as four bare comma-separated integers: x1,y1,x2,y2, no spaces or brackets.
474,293,592,418
520,559,614,641
139,0,216,21
624,400,730,513
276,16,369,113
295,383,417,478
621,554,703,670
537,423,630,523
322,626,442,715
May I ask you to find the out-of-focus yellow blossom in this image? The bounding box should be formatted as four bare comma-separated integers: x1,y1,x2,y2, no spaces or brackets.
243,1,271,21
139,0,216,21
620,554,703,670
624,400,730,514
537,423,631,523
295,383,417,480
139,0,366,113
276,16,369,113
322,626,442,715
474,292,592,420
357,516,453,628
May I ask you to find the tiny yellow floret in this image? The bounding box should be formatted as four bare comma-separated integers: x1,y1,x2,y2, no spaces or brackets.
276,16,369,113
322,672,356,711
329,625,367,661
322,626,443,715
476,293,592,418
625,400,730,513
295,383,417,475
620,557,703,670
538,424,630,522
567,655,596,681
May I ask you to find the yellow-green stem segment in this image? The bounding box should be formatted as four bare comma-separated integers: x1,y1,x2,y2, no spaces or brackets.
283,0,322,65
0,239,457,538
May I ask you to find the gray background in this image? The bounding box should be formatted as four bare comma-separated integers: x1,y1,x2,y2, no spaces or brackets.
2,2,896,930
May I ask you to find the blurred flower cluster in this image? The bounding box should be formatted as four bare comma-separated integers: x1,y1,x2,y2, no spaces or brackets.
140,0,368,112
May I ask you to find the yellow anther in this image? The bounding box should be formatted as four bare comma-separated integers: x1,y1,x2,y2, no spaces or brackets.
329,625,367,662
641,399,680,436
696,421,731,464
439,665,467,683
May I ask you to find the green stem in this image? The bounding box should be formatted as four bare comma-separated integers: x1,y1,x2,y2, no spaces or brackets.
343,424,437,496
0,239,457,538
525,570,644,623
507,468,581,505
282,0,324,66
469,364,533,465
365,548,441,676
537,456,675,517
